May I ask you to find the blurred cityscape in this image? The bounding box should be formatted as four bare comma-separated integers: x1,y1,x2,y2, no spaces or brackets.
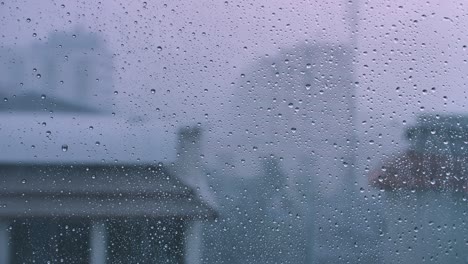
0,25,467,264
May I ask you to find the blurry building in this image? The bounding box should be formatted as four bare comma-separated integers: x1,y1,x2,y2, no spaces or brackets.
0,26,112,112
229,43,356,188
0,160,215,264
0,29,215,264
370,114,468,263
204,43,363,263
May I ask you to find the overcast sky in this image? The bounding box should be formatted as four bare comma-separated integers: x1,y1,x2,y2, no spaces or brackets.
1,0,468,167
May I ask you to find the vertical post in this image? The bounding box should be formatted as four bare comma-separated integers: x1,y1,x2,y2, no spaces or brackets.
0,220,10,264
184,221,202,264
90,221,107,264
344,0,360,192
347,0,360,47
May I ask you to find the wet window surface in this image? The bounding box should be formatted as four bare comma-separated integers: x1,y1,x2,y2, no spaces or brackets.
0,0,467,263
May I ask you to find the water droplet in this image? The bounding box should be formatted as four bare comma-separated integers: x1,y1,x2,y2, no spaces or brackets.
21,179,26,184
26,18,31,23
61,144,68,152
157,46,162,51
40,94,46,100
36,74,41,79
95,141,100,146
150,89,156,94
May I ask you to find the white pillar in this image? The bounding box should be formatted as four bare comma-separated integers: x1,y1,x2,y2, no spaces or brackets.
0,220,10,264
184,221,202,264
90,221,107,264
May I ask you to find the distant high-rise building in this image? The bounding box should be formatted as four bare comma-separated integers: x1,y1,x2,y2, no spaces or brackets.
207,42,361,263
231,43,356,192
0,27,113,113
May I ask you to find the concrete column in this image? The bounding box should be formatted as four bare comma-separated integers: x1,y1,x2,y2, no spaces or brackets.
0,220,10,264
90,221,107,264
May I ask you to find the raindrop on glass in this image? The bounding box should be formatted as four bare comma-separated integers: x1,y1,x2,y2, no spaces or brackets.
61,144,68,152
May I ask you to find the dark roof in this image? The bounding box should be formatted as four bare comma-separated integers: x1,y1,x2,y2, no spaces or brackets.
370,114,468,192
369,150,468,192
0,163,216,219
